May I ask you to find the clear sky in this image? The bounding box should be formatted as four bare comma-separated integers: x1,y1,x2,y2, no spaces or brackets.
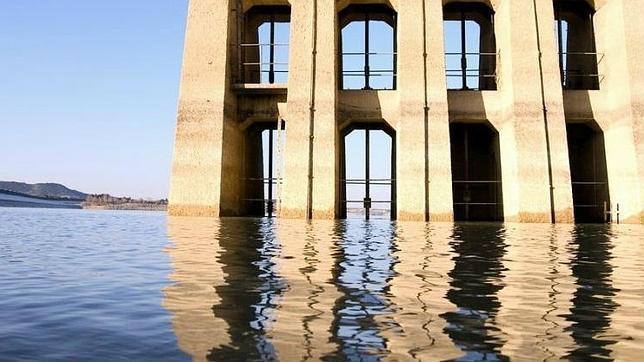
0,2,479,202
0,1,188,199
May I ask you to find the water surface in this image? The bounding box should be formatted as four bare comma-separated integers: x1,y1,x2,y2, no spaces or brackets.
1,208,643,361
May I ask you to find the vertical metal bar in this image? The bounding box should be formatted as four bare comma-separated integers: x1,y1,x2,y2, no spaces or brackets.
365,129,371,220
236,0,243,83
422,0,430,221
269,13,276,84
306,0,318,220
392,13,398,90
268,129,274,217
464,127,470,220
391,130,397,221
533,0,557,224
460,10,467,89
364,13,371,90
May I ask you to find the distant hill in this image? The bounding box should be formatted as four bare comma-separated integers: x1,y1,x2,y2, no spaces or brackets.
0,181,87,200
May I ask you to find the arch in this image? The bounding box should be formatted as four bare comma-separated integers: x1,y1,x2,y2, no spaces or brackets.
339,121,397,220
443,2,497,90
554,0,600,90
239,5,291,84
339,4,397,90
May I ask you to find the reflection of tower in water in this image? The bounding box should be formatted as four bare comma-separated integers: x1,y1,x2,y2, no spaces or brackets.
325,220,400,360
441,224,509,361
565,225,619,360
164,217,285,361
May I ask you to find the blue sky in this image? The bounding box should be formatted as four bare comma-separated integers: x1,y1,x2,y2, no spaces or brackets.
0,1,188,199
0,2,479,201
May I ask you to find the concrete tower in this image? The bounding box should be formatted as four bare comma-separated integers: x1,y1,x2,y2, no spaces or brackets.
169,0,644,224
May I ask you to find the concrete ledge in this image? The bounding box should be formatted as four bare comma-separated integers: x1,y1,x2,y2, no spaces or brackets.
232,83,288,95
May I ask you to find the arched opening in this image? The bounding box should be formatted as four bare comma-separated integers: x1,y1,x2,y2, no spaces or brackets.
554,0,600,90
566,121,610,223
443,2,497,90
340,123,396,220
450,122,503,221
339,4,397,90
239,6,291,84
243,122,285,217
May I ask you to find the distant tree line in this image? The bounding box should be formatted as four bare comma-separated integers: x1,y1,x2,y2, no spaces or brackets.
83,194,168,210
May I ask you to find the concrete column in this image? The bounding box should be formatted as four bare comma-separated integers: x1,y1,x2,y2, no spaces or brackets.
495,0,573,223
281,0,337,219
169,0,241,217
592,0,644,223
396,0,430,221
622,0,644,223
425,0,454,222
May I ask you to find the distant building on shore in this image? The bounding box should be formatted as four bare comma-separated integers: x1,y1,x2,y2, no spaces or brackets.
169,0,644,224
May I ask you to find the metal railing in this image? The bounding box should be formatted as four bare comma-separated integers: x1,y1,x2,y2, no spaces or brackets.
244,177,283,217
341,52,397,90
342,178,395,220
571,181,611,222
239,43,289,84
452,180,503,220
559,52,605,90
445,52,498,90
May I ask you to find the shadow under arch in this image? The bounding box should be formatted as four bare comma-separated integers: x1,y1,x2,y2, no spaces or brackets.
449,120,504,221
440,223,509,360
339,121,397,220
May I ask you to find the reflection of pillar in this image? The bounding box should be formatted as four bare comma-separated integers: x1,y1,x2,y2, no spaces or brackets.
325,221,397,359
269,220,341,360
440,224,508,360
495,224,575,359
164,217,230,361
381,222,462,360
609,224,644,360
565,225,619,360
208,219,284,361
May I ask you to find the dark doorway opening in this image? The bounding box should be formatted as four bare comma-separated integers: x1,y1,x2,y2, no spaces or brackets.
243,122,285,217
566,122,610,223
450,122,503,221
340,124,396,220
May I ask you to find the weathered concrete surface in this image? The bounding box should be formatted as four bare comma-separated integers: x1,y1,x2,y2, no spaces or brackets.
170,0,643,223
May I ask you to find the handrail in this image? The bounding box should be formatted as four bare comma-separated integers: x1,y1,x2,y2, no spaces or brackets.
240,43,289,47
444,52,498,56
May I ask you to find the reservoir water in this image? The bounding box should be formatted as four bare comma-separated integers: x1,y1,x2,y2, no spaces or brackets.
1,207,643,361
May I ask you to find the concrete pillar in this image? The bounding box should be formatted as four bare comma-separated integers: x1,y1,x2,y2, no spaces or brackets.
426,0,454,222
396,0,430,221
169,0,241,217
591,0,644,223
280,0,337,219
622,0,644,224
494,0,574,223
